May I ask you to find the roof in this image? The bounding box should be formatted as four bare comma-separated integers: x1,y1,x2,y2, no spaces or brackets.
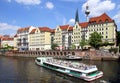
79,22,88,28
51,29,55,33
38,27,51,32
89,13,113,23
2,37,14,41
17,26,30,33
59,25,69,30
68,26,73,31
14,34,17,37
29,29,36,34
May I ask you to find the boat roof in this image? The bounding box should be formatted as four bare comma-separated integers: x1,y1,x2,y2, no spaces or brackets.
44,59,97,74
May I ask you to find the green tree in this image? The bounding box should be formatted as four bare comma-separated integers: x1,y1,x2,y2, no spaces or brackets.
70,44,76,50
3,44,14,50
79,39,86,50
51,43,58,50
117,31,120,46
89,31,102,49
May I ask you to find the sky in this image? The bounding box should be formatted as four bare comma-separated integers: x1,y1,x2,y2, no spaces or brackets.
0,0,120,36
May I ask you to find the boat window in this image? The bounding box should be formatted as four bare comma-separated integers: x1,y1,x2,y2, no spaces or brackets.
70,70,82,75
87,71,99,76
37,59,41,62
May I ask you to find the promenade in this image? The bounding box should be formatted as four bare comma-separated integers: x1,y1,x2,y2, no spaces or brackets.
2,49,120,61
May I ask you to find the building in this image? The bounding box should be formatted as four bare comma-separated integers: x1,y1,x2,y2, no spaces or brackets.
29,27,52,50
14,34,18,50
1,37,14,48
54,25,73,50
87,13,117,44
16,26,35,51
71,13,117,49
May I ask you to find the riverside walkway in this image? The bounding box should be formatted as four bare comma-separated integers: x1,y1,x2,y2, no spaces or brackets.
2,50,120,61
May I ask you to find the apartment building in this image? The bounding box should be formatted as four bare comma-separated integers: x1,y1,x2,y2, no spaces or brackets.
54,25,73,50
87,13,117,44
1,37,14,48
13,13,117,51
16,26,35,51
29,27,52,50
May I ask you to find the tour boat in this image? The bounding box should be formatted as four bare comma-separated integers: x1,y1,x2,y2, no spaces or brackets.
35,57,103,81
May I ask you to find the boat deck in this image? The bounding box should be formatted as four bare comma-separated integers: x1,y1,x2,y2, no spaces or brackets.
46,59,96,71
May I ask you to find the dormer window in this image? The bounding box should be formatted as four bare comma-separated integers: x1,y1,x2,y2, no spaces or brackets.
57,28,59,31
105,19,108,22
76,25,78,29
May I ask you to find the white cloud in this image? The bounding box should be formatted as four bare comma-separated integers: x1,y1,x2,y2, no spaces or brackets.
82,0,116,16
14,0,41,5
68,18,75,25
46,2,54,9
0,22,20,30
59,0,82,2
113,11,120,23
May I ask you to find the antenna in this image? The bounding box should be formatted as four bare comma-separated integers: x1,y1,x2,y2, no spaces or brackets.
85,0,90,22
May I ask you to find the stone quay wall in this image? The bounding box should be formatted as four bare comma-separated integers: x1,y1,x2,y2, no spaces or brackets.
4,50,119,61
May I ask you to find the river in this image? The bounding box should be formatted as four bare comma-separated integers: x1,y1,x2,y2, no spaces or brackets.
0,56,120,83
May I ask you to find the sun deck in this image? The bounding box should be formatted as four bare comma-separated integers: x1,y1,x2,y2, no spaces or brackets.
46,59,96,72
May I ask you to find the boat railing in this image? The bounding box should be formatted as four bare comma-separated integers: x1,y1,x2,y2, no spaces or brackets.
46,59,96,71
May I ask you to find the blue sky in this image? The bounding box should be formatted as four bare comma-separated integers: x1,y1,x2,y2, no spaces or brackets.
0,0,120,36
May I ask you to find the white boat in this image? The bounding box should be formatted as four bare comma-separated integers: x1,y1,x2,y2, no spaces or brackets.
35,57,103,81
64,55,82,60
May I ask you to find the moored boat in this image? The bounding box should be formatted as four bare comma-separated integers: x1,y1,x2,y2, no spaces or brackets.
35,57,103,81
64,55,82,60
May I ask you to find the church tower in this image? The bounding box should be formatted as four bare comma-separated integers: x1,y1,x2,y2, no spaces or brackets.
85,0,90,22
75,9,79,24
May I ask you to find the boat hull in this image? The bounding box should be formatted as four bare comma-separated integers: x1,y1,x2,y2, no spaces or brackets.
35,59,103,82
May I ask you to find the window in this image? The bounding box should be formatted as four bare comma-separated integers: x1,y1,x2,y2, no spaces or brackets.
106,36,108,38
105,19,108,22
106,28,108,30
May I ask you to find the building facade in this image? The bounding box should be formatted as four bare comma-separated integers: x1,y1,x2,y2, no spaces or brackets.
12,13,117,51
54,25,73,50
16,26,35,51
1,37,14,48
29,27,52,50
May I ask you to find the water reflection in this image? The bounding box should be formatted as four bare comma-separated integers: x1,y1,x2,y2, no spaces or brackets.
0,56,120,83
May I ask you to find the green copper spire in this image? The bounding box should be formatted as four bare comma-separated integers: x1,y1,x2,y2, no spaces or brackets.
75,9,79,24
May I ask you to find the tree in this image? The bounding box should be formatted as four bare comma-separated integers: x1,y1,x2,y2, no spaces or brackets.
117,31,120,46
79,39,86,50
70,44,76,50
89,31,102,49
51,43,58,50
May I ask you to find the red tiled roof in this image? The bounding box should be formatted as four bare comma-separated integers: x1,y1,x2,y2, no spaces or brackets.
89,13,113,23
17,26,30,33
51,29,55,33
29,29,36,34
14,34,18,37
2,37,14,41
79,22,88,28
0,35,3,39
38,27,51,32
59,25,69,30
68,26,73,31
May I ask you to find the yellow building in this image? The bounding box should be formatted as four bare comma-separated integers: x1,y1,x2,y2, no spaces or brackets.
71,13,117,49
1,37,14,48
29,27,52,50
54,25,73,50
87,13,117,45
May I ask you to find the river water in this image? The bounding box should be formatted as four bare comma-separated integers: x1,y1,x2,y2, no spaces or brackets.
0,56,120,83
